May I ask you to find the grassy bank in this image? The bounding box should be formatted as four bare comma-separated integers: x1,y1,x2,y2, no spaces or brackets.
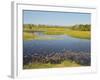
45,29,90,39
66,30,90,39
23,60,80,69
23,32,38,40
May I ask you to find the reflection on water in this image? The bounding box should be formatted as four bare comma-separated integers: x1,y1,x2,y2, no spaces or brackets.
23,32,90,56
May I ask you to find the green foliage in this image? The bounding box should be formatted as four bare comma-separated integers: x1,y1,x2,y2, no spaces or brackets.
71,24,91,31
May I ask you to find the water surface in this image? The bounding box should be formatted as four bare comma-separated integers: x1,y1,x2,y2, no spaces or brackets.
23,32,90,56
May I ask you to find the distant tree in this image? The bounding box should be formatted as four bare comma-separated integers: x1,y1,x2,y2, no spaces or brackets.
71,24,91,31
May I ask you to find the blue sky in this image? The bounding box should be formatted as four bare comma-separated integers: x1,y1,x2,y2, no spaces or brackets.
23,10,91,26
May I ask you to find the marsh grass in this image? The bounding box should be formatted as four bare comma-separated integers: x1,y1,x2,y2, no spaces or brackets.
23,60,80,69
64,29,90,39
23,32,37,40
23,27,90,40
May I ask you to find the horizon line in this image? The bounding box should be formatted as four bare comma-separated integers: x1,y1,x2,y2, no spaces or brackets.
23,23,91,27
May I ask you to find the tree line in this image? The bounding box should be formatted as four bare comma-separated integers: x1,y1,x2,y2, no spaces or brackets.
23,24,68,29
71,24,91,31
23,24,91,31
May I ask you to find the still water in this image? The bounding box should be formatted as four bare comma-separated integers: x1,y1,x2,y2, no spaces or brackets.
23,32,90,55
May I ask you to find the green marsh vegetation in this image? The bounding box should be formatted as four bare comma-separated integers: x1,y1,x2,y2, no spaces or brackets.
23,24,91,40
23,60,80,69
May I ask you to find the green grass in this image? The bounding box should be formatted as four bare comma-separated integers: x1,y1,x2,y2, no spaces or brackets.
43,28,90,39
64,29,90,39
23,32,37,40
23,60,80,69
